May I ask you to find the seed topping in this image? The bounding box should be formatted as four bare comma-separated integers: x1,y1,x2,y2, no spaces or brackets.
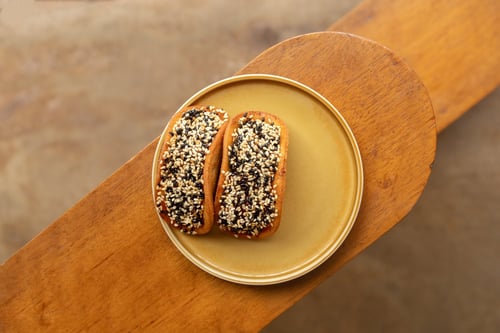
156,106,228,234
218,113,282,238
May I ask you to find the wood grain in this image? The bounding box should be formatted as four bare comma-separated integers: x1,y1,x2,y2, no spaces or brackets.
238,31,436,259
329,0,500,132
2,0,496,331
0,32,435,332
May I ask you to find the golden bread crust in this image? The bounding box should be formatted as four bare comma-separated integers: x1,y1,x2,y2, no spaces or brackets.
215,111,288,239
155,105,228,235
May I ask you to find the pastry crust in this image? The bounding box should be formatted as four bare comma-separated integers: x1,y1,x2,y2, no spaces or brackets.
215,111,288,239
155,105,228,235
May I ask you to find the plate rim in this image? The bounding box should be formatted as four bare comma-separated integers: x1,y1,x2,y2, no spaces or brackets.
151,73,363,285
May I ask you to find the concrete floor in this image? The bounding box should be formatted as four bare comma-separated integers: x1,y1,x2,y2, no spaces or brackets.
1,1,499,332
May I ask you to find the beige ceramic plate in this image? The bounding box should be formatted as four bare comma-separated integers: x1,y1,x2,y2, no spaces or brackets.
152,74,363,285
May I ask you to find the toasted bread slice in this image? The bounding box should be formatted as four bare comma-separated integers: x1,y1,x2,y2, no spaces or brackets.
155,105,228,235
215,111,288,239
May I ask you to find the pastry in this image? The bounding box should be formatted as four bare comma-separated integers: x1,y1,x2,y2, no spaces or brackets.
155,105,229,235
215,111,288,239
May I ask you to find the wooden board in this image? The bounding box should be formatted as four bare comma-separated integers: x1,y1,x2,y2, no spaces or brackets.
0,32,435,332
1,0,498,330
330,0,500,132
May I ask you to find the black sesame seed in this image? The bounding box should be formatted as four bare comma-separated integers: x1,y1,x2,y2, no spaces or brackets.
217,115,281,236
158,107,227,232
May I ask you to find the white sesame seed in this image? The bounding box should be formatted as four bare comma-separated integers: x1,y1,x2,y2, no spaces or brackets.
157,106,227,234
217,114,281,237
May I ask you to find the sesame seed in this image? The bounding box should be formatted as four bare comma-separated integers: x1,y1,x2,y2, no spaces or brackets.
217,114,282,238
156,106,227,234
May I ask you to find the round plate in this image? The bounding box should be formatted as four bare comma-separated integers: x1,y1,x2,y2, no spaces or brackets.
152,74,363,285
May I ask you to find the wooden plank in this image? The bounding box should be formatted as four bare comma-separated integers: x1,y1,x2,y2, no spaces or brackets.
0,32,435,332
329,0,500,132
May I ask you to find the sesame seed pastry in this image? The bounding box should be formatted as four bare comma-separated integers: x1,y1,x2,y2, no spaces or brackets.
155,105,229,235
215,111,289,239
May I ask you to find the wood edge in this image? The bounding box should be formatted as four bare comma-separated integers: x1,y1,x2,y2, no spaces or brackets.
2,136,160,267
326,3,499,133
435,84,499,133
